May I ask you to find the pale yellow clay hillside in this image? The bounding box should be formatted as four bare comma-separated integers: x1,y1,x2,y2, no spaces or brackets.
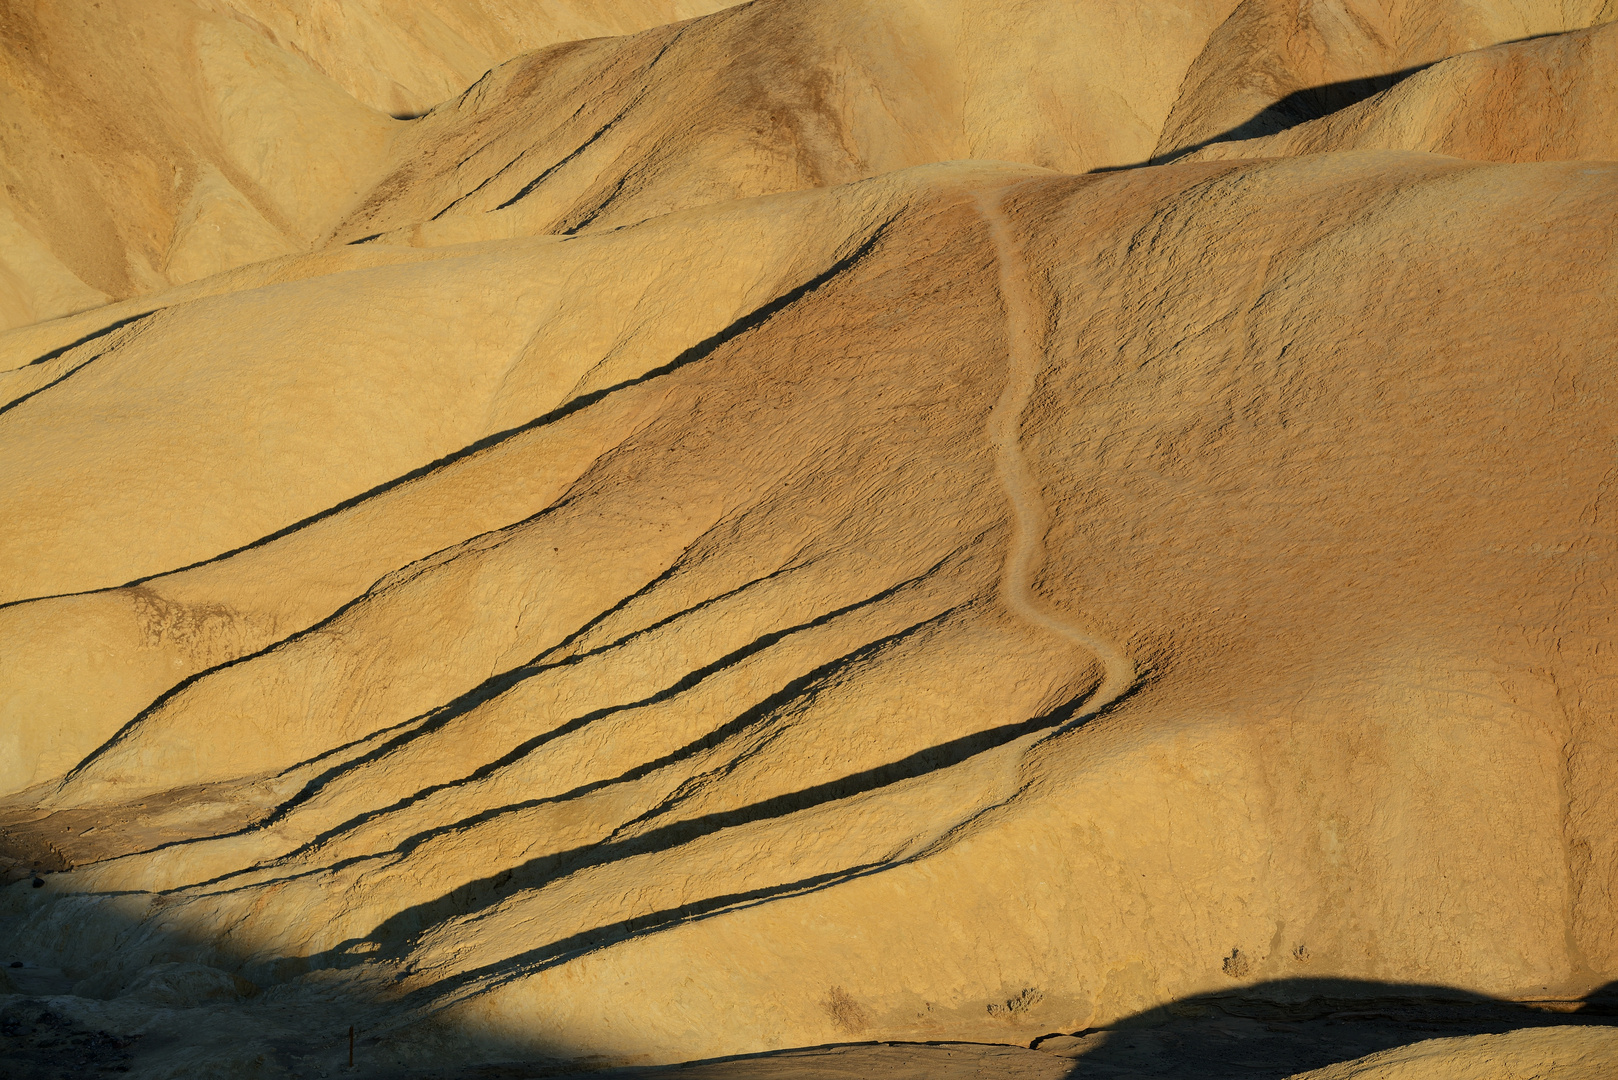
1284,1026,1618,1080
1,2,1616,1079
0,0,395,328
327,0,1614,246
1189,20,1618,163
1151,0,1617,158
207,0,741,116
5,0,1608,330
0,0,735,330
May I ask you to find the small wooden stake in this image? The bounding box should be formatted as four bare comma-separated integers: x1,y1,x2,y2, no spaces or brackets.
348,1025,355,1068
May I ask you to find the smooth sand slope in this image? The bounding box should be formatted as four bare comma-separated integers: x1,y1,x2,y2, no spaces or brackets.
1285,1025,1618,1080
327,0,1614,246
1188,19,1618,162
5,0,1609,331
2,1,1617,1078
0,0,735,331
4,152,1616,1068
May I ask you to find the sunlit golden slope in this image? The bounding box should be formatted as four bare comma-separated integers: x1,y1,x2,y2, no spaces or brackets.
325,0,1239,245
1152,0,1617,158
204,0,739,116
1188,20,1618,162
0,0,735,330
2,1,1617,1076
6,0,1604,331
4,153,1615,1067
329,0,1612,246
1288,1026,1618,1080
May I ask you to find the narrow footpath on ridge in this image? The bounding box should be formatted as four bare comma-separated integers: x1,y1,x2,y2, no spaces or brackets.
976,187,1136,721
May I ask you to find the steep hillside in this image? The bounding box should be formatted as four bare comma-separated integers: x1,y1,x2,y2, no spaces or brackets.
0,0,393,329
2,1,1616,1077
202,0,739,116
1151,0,1617,159
328,0,1612,246
1188,20,1618,162
0,0,736,330
327,0,1241,244
4,153,1616,1069
6,0,1605,328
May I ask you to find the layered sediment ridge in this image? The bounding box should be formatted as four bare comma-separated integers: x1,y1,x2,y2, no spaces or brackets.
2,1,1616,1077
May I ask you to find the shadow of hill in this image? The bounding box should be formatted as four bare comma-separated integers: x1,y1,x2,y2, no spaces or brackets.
1083,68,1431,175
1101,29,1587,173
6,868,1616,1080
357,978,1618,1079
0,667,1135,1075
1142,67,1432,166
1029,977,1618,1080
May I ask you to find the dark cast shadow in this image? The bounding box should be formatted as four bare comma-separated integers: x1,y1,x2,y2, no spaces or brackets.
347,977,1618,1078
1138,66,1433,167
1028,977,1618,1080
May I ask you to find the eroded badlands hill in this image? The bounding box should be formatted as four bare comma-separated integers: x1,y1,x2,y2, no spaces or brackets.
0,0,732,329
2,1,1617,1078
6,0,1613,329
1188,19,1618,162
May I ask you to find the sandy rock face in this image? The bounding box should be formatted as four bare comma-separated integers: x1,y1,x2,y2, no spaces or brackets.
1187,20,1618,163
2,1,1617,1078
0,0,736,331
7,0,1604,330
1151,0,1617,159
203,0,739,117
1284,1025,1618,1079
0,0,397,328
326,0,1618,246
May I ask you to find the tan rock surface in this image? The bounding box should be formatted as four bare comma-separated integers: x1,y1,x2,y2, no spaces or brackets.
1284,1025,1618,1080
0,0,736,331
201,0,739,117
1188,21,1618,163
0,0,397,328
1152,0,1617,159
4,152,1616,1068
328,0,1617,247
2,2,1617,1079
3,0,1608,328
326,0,1238,245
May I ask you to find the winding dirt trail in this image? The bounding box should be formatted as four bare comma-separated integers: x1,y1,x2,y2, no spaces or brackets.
976,187,1136,720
